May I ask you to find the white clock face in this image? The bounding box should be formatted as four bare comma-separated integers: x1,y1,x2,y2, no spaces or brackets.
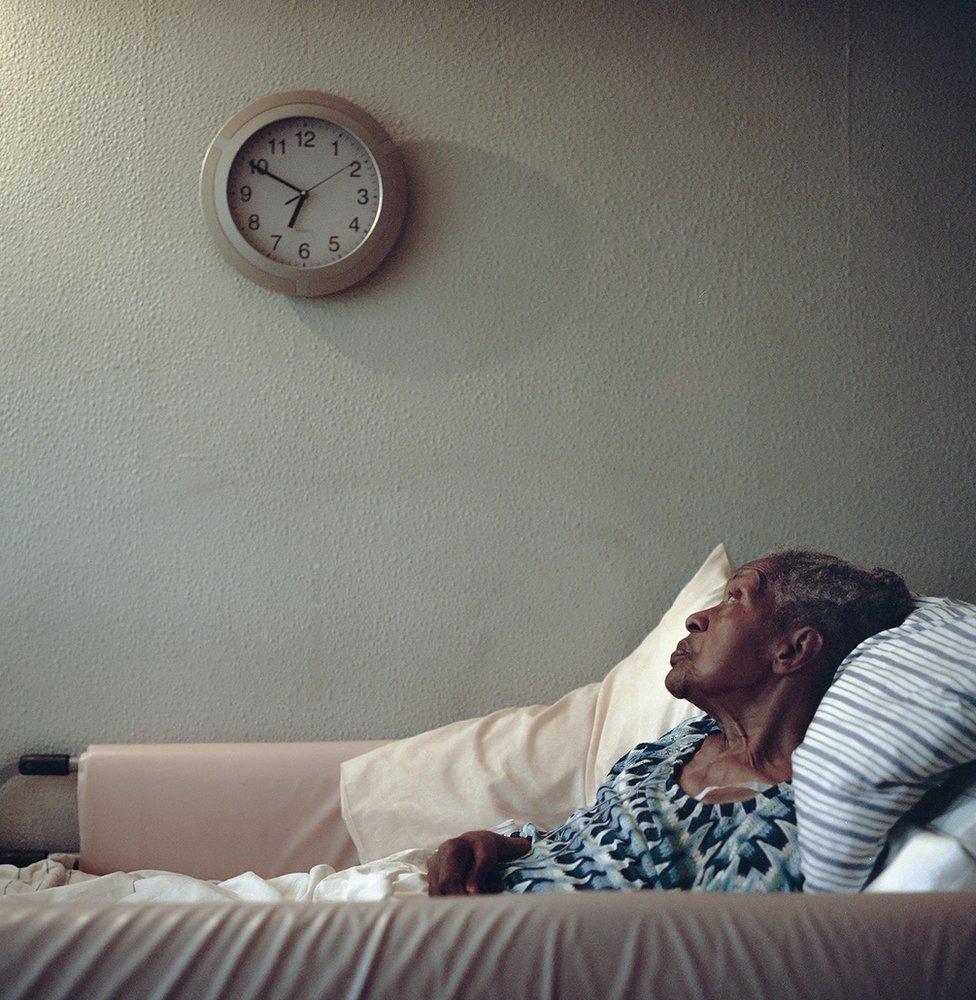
226,116,381,269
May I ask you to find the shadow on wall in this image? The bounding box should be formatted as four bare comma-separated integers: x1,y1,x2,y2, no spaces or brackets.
289,140,589,376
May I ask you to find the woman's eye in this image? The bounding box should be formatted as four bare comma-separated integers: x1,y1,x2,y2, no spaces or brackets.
725,590,738,602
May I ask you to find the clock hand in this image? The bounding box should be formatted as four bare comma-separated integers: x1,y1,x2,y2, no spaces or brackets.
286,192,308,229
281,157,357,225
250,160,304,195
306,161,357,193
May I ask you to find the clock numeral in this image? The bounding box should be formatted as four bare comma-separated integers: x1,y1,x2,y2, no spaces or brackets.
349,217,360,232
250,158,268,175
331,140,339,156
295,130,315,147
357,188,368,205
328,236,340,252
298,242,310,259
349,161,362,177
248,214,260,230
268,138,285,154
240,185,252,202
270,234,282,250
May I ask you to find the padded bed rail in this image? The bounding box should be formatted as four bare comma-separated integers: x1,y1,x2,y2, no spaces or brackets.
3,739,385,880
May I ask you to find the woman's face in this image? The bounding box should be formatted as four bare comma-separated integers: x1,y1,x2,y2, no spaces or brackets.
665,559,782,706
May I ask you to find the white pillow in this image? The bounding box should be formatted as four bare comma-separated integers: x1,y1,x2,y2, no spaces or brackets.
867,762,976,892
340,544,732,862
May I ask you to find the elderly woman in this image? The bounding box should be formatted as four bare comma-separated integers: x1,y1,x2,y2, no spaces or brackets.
427,550,914,895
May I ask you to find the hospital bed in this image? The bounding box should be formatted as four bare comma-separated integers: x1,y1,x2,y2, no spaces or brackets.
1,741,974,999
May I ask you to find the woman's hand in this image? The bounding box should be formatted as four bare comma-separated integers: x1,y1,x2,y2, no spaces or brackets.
427,830,532,895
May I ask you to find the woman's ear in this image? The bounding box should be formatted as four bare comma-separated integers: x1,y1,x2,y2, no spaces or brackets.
772,626,824,676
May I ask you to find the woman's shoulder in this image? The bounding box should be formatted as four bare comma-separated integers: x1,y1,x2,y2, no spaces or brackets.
608,713,716,777
642,712,717,749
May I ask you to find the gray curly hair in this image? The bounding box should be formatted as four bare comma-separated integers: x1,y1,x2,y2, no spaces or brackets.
760,550,914,671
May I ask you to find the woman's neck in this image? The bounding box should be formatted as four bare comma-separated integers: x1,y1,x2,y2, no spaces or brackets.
699,682,821,780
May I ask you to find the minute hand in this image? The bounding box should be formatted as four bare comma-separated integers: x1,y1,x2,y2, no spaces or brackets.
306,161,357,193
250,161,304,194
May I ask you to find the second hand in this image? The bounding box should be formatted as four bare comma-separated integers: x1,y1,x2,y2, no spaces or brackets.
305,161,356,193
280,159,357,230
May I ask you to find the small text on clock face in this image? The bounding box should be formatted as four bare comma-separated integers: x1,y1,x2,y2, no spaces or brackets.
227,116,381,268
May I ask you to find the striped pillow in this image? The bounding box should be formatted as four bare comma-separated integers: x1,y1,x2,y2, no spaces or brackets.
792,595,976,893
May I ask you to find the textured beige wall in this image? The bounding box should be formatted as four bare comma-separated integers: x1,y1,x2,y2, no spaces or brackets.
1,0,974,836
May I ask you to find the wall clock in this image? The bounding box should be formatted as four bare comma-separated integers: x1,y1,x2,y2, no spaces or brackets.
199,90,407,296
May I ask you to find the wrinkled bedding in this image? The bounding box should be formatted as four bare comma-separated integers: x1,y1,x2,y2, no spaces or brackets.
4,821,975,906
0,848,433,905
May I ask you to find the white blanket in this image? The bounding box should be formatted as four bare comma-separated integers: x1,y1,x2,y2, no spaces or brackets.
0,848,434,905
4,821,974,903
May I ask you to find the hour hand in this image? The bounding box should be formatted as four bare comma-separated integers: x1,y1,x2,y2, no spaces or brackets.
286,192,308,229
250,160,304,195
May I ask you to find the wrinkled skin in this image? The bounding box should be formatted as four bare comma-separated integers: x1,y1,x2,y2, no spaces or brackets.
426,830,532,895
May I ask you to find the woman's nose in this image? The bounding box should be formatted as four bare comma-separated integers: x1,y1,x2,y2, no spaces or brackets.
685,609,709,632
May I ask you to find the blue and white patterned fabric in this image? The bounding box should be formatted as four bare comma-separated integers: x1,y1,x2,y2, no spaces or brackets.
792,595,976,893
500,715,804,893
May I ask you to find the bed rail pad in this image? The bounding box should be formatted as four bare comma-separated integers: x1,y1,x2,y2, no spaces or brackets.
1,891,975,1000
78,740,387,880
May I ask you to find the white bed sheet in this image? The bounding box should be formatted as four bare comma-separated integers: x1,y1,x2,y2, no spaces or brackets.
0,848,433,905
6,802,976,906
